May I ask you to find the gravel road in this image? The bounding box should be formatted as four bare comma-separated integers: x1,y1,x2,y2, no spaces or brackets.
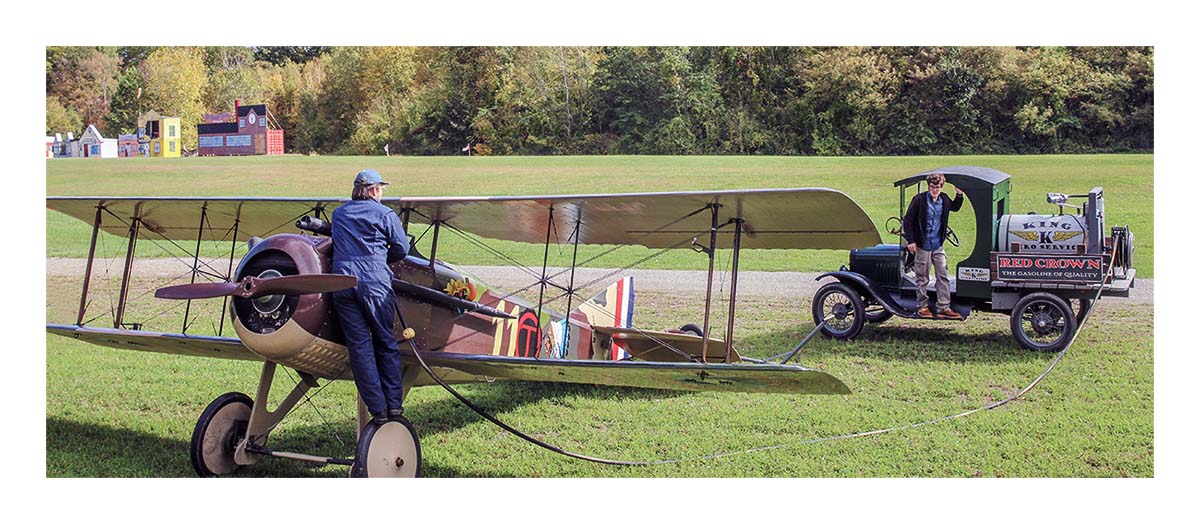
46,258,1153,304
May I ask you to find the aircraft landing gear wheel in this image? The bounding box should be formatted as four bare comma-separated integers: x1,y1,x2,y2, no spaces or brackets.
812,282,865,340
678,323,704,337
351,417,422,478
1011,292,1077,352
191,392,252,477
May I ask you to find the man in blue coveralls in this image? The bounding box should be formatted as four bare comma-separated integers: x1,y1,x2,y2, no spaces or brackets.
331,169,411,425
902,172,964,319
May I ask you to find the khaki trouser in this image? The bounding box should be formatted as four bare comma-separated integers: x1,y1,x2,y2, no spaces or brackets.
914,246,951,311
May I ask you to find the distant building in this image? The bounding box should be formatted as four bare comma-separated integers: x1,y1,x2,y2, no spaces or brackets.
77,124,118,158
118,134,139,157
137,110,182,158
197,101,284,156
51,133,72,158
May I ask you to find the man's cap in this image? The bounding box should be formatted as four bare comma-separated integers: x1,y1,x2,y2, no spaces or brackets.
354,169,389,186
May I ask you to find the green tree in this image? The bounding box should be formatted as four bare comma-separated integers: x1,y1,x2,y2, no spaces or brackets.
46,96,82,136
593,47,667,153
203,47,267,112
253,46,331,66
398,47,503,155
104,66,145,135
483,47,602,154
116,46,157,68
141,47,209,149
792,47,902,155
697,46,806,154
46,47,120,134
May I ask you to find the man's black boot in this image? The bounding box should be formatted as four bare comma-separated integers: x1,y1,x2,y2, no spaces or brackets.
388,408,405,421
371,412,389,426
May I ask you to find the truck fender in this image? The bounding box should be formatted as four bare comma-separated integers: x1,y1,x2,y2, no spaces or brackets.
815,271,905,317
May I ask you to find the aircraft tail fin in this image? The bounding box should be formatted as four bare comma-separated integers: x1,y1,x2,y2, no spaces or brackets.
550,276,634,360
578,276,633,359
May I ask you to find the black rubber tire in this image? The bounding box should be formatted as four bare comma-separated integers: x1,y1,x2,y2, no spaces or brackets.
351,417,422,478
812,282,865,340
1010,292,1078,352
864,302,893,324
191,392,253,477
678,323,704,337
1075,299,1093,325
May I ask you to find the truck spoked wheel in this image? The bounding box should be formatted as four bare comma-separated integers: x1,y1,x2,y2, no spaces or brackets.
351,417,422,478
191,392,253,477
1011,292,1077,352
812,282,865,340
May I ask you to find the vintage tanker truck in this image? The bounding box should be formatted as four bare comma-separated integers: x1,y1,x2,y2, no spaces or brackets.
813,166,1136,351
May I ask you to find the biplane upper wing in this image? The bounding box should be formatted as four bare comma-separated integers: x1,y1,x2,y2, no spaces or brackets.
47,188,881,249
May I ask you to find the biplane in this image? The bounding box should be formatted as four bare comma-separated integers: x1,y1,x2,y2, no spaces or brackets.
46,188,881,477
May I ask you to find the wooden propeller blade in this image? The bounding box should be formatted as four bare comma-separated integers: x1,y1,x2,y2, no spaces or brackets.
155,274,357,300
247,274,357,298
154,281,240,300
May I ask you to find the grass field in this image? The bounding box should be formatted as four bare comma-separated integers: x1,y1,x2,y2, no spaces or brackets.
46,280,1153,477
46,154,1154,277
44,154,1154,477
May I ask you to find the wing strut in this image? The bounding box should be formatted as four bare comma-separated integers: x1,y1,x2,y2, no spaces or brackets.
114,204,143,329
182,203,208,333
724,218,744,363
699,204,720,363
563,214,583,321
217,210,241,337
76,204,103,326
428,220,441,285
534,204,554,358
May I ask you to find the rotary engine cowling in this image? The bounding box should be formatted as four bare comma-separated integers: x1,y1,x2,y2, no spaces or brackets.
230,234,352,379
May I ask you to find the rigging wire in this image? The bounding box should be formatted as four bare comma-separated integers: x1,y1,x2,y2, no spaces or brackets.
403,240,1121,468
278,366,349,449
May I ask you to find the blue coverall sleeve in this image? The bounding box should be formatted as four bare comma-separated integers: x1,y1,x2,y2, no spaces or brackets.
385,210,410,263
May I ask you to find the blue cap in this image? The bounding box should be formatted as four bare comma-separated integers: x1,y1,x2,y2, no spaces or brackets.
354,169,388,186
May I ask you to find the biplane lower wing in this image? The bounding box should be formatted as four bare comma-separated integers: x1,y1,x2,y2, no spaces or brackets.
46,324,846,394
405,351,850,395
47,324,262,362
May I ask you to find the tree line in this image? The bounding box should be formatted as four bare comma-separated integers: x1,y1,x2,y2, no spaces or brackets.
45,46,1153,156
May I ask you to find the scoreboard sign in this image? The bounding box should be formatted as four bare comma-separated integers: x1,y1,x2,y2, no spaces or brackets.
996,254,1105,283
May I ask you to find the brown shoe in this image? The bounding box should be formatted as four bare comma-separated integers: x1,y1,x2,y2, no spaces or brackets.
939,308,963,320
916,307,933,318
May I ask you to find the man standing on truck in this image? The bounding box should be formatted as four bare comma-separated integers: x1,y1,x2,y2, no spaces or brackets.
903,172,964,319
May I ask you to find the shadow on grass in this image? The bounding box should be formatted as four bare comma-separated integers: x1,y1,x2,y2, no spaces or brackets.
47,381,687,478
407,380,688,438
738,324,1051,365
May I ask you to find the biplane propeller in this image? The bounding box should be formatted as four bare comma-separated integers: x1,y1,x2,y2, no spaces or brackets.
47,188,881,477
154,273,358,300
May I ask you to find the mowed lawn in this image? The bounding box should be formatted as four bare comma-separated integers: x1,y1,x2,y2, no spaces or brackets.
46,154,1154,277
45,155,1153,477
46,279,1152,477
